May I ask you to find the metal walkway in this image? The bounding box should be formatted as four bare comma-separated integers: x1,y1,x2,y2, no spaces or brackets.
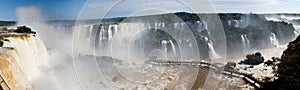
145,60,265,88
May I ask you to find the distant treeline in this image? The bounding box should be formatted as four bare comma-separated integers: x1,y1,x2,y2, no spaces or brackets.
0,21,16,26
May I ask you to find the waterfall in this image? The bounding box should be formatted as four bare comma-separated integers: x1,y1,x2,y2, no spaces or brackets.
88,25,93,41
113,24,118,33
2,34,50,89
99,26,105,48
108,25,113,41
293,30,299,40
157,22,165,28
162,22,165,28
180,23,185,30
161,40,177,58
204,37,221,59
207,42,220,59
174,23,178,29
294,30,299,37
101,22,147,59
270,33,279,47
157,22,161,29
161,40,168,57
203,21,208,30
169,40,176,55
241,34,250,51
228,20,240,27
196,21,202,31
148,23,151,30
154,22,158,31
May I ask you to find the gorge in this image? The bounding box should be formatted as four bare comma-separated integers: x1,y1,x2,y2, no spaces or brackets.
0,11,299,89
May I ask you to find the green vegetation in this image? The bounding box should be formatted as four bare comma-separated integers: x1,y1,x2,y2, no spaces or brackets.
174,12,200,21
0,21,16,26
14,26,36,34
219,13,296,53
239,52,264,65
261,36,300,89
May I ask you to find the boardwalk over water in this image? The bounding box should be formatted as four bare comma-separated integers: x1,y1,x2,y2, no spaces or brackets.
145,60,265,89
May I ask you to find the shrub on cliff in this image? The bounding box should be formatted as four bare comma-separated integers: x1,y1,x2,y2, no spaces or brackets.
14,26,36,34
238,52,264,65
261,36,300,89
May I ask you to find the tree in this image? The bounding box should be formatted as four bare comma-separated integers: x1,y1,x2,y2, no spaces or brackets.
239,52,264,65
14,26,36,34
261,36,300,89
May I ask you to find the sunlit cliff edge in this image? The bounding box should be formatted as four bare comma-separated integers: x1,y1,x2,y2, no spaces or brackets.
0,26,48,90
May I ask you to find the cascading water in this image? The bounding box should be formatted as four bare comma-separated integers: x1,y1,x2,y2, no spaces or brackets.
169,40,176,55
108,25,113,41
204,37,221,59
73,25,94,54
241,34,250,51
154,22,158,31
98,26,105,48
156,22,165,29
294,30,299,38
2,34,52,89
75,24,120,54
196,21,202,31
174,22,178,29
180,23,185,31
161,40,168,57
293,30,299,40
270,32,279,47
75,22,148,59
114,24,119,33
11,6,86,90
203,21,208,30
160,40,177,59
88,25,93,41
148,23,151,30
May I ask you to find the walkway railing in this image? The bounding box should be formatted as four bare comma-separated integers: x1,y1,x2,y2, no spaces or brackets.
145,60,265,89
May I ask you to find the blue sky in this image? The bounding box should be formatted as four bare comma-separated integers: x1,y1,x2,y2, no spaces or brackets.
1,0,300,21
0,0,86,21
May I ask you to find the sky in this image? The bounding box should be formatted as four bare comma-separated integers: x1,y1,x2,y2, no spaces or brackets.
0,0,86,21
1,0,300,21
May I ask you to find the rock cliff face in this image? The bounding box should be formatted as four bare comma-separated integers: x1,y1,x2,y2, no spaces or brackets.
0,32,49,90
